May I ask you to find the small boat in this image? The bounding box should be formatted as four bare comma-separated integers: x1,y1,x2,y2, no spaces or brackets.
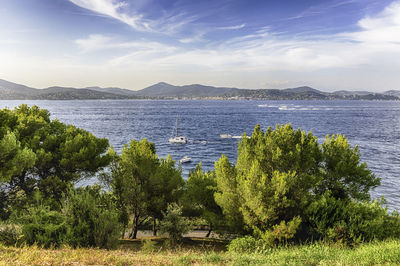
220,134,233,138
169,136,187,144
179,156,191,164
232,135,251,139
169,116,187,144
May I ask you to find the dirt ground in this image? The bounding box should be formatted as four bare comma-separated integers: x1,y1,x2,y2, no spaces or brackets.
135,230,220,238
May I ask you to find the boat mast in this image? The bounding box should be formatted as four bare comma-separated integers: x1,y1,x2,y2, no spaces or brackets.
175,116,178,137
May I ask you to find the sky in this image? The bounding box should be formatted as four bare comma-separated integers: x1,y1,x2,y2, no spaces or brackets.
0,0,399,91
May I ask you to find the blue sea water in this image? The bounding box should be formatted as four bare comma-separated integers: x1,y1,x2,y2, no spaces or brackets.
1,100,399,210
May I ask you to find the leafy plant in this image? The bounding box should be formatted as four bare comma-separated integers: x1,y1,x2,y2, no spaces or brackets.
159,203,191,244
141,239,157,253
0,222,21,246
307,193,400,245
20,204,67,248
227,235,263,253
64,186,121,249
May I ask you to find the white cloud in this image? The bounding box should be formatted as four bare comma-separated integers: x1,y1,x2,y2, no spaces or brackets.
217,24,246,30
69,0,202,36
74,0,400,76
345,1,400,44
69,0,153,32
75,34,114,51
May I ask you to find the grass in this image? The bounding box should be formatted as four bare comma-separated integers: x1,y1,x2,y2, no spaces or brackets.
1,238,400,265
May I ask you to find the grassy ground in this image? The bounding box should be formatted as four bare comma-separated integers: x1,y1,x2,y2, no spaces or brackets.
1,238,400,265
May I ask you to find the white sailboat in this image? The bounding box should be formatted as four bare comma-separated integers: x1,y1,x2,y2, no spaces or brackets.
179,156,191,163
169,116,187,144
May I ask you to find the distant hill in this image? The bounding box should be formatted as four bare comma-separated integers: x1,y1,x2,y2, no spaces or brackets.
0,80,138,100
135,83,398,100
332,90,372,96
0,79,38,99
384,90,400,97
225,88,329,100
283,86,321,94
0,78,398,100
34,87,129,100
84,86,139,96
135,82,237,98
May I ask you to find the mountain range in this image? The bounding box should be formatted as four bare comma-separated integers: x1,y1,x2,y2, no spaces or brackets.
0,79,399,101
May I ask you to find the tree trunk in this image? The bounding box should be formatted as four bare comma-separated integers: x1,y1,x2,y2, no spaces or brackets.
130,217,139,239
205,224,212,238
152,217,157,236
122,225,126,239
132,226,138,239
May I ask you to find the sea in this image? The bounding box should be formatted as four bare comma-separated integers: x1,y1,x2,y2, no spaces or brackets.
1,100,399,210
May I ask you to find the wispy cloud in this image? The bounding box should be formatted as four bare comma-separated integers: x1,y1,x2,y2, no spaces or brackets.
285,0,361,20
68,0,248,39
77,1,400,74
69,0,203,37
217,24,246,30
69,0,153,32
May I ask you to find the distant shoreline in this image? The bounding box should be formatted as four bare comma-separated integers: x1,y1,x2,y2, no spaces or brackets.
1,78,399,101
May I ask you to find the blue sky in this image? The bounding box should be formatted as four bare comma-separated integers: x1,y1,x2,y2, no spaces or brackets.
0,0,399,91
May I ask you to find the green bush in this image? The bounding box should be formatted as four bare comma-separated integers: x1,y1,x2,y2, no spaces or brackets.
307,193,400,245
227,235,267,253
16,186,121,249
159,203,191,244
20,204,67,248
0,223,21,246
141,239,157,253
64,186,121,249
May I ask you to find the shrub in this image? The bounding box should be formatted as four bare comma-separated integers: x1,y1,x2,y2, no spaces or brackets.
257,216,302,246
0,223,21,246
20,204,67,248
64,186,121,249
307,193,400,245
227,235,273,254
141,239,157,253
159,203,191,244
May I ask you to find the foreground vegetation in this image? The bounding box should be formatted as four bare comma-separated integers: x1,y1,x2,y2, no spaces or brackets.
1,104,400,264
1,239,400,265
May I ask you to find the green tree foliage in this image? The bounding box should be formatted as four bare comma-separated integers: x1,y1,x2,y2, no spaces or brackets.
0,130,36,220
184,163,223,236
214,155,245,233
159,203,191,244
0,105,111,214
104,139,184,239
319,134,379,201
215,124,381,243
0,131,36,182
148,155,184,235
